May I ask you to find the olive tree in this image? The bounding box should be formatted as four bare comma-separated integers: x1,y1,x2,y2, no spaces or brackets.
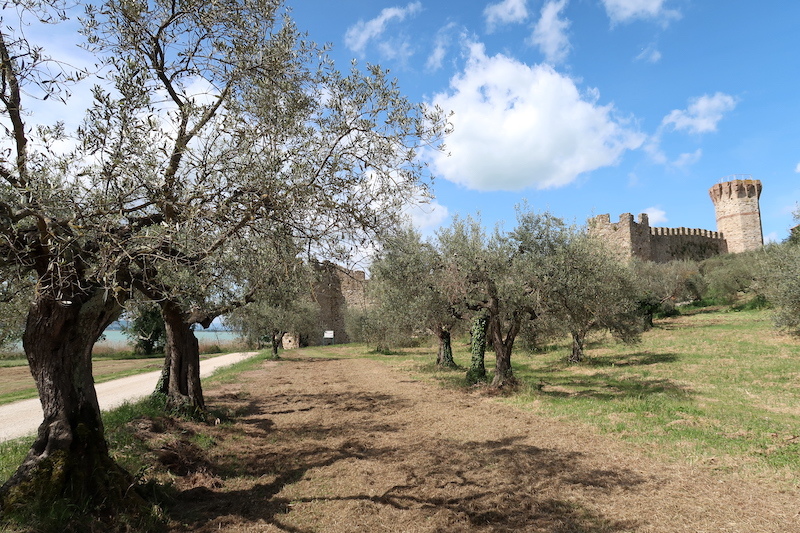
369,226,460,368
760,242,800,334
540,234,642,363
81,0,447,412
437,211,558,388
225,258,319,359
0,0,446,519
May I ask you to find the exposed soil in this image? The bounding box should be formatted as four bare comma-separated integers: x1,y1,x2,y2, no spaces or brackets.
140,352,799,532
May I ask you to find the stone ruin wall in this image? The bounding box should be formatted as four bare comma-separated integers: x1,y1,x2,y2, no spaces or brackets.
589,213,727,263
282,261,368,348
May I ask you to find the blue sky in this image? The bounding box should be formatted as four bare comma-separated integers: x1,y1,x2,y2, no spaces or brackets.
290,0,800,243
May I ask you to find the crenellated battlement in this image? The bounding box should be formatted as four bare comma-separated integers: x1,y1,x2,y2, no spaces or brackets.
589,177,763,262
708,176,761,203
708,177,763,253
649,226,723,240
590,213,726,262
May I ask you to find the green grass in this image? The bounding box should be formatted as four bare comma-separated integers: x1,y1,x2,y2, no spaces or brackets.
369,307,800,479
204,349,269,384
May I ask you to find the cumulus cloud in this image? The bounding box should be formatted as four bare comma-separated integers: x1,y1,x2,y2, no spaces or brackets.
428,43,644,191
344,2,422,55
662,92,738,134
484,0,529,32
530,0,571,65
601,0,680,25
643,206,667,225
795,162,800,173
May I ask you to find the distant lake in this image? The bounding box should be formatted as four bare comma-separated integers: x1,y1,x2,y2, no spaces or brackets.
3,328,242,355
99,328,241,348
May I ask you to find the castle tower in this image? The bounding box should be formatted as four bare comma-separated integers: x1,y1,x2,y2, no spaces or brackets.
708,177,763,253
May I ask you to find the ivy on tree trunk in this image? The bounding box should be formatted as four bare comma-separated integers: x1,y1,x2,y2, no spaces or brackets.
467,312,488,384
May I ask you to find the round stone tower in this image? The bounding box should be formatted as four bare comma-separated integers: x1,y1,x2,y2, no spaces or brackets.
708,177,763,254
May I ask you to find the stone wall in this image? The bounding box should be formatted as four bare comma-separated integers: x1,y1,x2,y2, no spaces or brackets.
590,177,763,263
589,213,726,263
310,261,368,345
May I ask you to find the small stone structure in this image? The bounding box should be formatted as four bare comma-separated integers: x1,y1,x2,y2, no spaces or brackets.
589,176,763,263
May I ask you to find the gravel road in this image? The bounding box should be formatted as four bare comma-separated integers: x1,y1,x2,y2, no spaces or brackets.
0,351,258,442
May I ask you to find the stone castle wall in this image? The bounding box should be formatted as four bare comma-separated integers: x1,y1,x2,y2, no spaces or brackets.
589,213,726,263
590,177,763,263
281,261,368,349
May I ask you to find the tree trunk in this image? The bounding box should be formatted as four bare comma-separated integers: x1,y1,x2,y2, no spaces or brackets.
436,327,456,368
489,314,519,388
0,290,143,519
269,330,284,360
159,301,205,412
466,312,488,384
569,331,585,363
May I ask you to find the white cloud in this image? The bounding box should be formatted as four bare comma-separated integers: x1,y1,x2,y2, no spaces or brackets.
601,0,681,24
428,43,644,191
404,199,450,232
484,0,529,32
662,92,738,134
344,2,422,55
530,0,571,65
426,23,458,72
635,43,662,63
672,149,702,168
643,206,667,225
794,162,800,173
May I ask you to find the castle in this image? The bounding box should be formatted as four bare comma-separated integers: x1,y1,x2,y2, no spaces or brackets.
589,176,764,263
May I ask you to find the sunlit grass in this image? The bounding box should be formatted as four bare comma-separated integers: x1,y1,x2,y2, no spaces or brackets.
356,307,800,479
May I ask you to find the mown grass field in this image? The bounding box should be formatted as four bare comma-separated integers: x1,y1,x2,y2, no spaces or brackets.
376,307,800,480
3,307,798,482
2,306,798,531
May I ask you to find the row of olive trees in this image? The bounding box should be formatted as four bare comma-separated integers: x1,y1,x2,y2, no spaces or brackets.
365,208,644,387
0,0,446,524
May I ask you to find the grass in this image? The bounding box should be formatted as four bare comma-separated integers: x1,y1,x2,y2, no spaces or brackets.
366,307,800,480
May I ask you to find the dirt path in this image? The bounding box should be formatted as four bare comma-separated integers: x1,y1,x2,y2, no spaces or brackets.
161,354,800,532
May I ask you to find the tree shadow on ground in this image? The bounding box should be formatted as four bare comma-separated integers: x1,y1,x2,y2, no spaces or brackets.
523,351,691,401
534,374,693,401
533,351,678,373
160,388,644,532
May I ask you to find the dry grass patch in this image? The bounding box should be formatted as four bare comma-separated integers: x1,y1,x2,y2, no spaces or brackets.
109,349,800,532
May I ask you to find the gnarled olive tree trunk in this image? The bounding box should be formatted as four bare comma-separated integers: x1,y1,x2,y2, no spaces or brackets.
435,325,456,368
270,329,285,360
155,301,205,412
489,311,522,389
569,330,587,363
0,290,142,517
